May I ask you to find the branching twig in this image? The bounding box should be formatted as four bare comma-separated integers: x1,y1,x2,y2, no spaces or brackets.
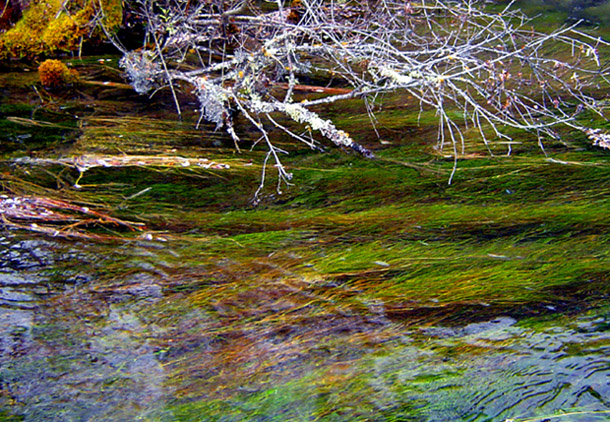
104,0,610,194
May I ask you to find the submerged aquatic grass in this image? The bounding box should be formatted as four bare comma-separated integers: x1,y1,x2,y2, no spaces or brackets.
2,46,610,421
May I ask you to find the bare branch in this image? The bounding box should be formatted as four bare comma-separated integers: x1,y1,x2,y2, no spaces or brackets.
111,0,610,193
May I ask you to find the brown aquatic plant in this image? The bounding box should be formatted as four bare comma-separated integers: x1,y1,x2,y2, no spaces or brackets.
0,194,145,240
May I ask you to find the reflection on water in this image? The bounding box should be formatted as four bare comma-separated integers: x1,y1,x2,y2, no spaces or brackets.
1,233,609,421
0,234,170,421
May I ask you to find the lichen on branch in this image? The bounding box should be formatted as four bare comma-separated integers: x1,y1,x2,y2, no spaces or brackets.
106,0,609,191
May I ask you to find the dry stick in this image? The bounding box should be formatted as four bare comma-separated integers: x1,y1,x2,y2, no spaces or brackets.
265,113,320,151
273,83,352,95
81,80,133,89
152,31,183,118
0,0,10,19
94,0,127,54
232,97,292,197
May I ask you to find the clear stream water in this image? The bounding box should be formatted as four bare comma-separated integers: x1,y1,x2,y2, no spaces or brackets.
1,63,610,422
1,233,609,421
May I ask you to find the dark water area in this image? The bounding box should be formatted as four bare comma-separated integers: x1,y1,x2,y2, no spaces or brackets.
1,59,610,421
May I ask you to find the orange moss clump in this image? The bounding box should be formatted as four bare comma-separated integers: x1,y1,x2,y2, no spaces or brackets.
38,59,79,88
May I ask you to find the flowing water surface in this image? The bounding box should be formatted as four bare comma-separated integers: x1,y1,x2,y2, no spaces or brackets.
1,60,610,422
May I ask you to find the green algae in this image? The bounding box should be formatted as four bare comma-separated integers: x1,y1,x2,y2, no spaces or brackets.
4,58,610,310
0,102,80,156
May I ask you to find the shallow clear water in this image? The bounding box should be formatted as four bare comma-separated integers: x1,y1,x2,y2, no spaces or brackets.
2,61,610,421
1,233,609,422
